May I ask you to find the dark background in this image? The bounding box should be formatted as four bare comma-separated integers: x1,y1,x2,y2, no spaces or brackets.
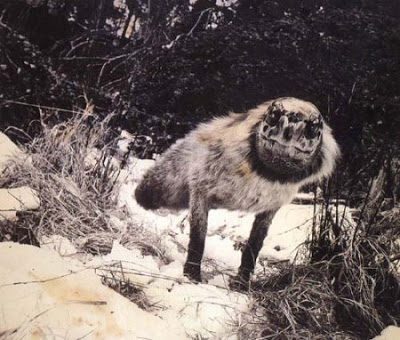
0,0,399,202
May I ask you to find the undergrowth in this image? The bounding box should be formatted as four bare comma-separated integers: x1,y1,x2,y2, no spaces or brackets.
0,106,120,252
246,184,400,339
1,106,399,339
0,106,164,257
99,266,154,311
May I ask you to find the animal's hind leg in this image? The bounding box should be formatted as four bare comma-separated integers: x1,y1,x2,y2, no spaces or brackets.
231,210,276,290
183,187,209,282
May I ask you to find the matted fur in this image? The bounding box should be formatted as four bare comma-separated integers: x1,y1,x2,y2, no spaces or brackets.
135,97,340,284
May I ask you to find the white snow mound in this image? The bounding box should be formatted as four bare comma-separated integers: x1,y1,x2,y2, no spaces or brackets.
373,326,400,340
0,242,186,339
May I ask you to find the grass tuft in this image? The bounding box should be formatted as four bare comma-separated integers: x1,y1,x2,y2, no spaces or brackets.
99,266,154,311
246,197,400,339
0,107,121,253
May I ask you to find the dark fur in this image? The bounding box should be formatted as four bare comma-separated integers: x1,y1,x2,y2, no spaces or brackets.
248,123,324,183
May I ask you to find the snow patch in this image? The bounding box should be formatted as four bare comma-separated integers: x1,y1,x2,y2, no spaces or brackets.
0,242,187,339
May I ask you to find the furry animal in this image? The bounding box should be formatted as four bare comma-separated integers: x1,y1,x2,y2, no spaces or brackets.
135,97,340,287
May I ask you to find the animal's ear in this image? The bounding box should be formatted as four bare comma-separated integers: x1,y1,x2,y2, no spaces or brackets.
270,100,285,114
262,101,276,120
269,100,277,111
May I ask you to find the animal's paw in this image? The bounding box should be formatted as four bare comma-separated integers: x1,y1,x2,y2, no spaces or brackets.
183,263,202,283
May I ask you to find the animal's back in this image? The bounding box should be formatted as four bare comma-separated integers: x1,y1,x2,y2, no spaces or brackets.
135,138,192,210
135,108,269,211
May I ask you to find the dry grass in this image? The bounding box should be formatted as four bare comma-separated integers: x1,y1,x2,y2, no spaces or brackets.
0,106,146,255
99,266,154,311
245,197,400,339
120,223,172,264
1,106,399,338
0,106,179,321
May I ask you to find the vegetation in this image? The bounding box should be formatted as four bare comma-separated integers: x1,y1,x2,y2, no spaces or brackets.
0,108,163,257
247,194,400,339
1,1,399,192
0,0,399,338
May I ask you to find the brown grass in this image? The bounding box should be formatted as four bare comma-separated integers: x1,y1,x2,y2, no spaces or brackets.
99,265,154,311
0,106,180,322
0,106,166,259
0,107,121,252
2,107,399,338
245,196,400,339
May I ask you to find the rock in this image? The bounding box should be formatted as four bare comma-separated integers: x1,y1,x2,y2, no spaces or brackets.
0,242,186,339
0,186,40,221
0,132,25,173
0,132,39,221
373,326,400,340
0,210,17,221
0,186,40,210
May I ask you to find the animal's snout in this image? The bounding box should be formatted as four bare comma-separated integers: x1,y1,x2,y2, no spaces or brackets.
278,115,289,129
283,126,293,141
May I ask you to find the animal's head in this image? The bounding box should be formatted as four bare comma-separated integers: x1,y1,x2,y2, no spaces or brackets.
254,97,340,182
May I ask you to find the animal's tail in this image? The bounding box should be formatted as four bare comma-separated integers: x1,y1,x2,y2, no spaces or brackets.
135,168,166,210
135,139,190,210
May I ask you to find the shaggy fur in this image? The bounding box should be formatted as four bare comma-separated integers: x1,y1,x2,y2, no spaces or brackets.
135,97,340,286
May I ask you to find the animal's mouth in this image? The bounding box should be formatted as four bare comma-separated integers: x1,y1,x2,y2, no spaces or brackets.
264,137,313,155
294,146,312,155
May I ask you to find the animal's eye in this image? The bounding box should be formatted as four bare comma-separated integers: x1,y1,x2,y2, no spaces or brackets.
267,109,282,126
288,114,300,124
305,121,321,139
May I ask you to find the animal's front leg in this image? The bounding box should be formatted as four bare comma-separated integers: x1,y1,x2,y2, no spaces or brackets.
183,187,209,282
231,210,276,289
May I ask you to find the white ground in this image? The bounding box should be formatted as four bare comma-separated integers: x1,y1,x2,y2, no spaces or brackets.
0,138,357,339
97,155,353,338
